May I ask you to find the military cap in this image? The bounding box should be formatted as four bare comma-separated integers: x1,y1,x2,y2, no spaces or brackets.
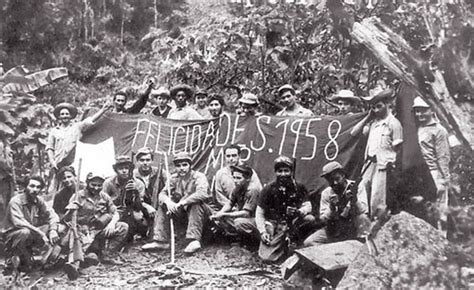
209,94,226,106
274,156,294,171
277,84,296,96
136,147,154,160
320,161,344,177
230,163,253,179
412,96,430,108
58,165,76,178
239,93,259,105
330,89,361,103
86,172,105,182
173,152,192,164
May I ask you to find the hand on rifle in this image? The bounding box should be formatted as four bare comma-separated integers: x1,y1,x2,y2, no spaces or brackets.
125,180,137,191
166,201,181,215
103,222,116,238
48,229,59,244
261,232,272,245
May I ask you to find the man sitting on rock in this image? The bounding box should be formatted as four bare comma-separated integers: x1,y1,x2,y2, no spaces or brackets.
61,173,129,279
102,156,155,241
2,176,61,273
255,156,314,263
304,161,369,246
210,163,260,246
142,152,210,255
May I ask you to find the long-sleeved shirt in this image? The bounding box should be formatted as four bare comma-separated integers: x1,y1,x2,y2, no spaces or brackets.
159,170,210,206
214,166,262,206
66,189,117,228
364,112,403,168
3,193,59,233
115,85,152,114
417,120,450,180
319,180,367,223
46,118,94,166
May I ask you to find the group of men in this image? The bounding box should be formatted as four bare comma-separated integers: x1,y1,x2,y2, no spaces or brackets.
1,81,452,280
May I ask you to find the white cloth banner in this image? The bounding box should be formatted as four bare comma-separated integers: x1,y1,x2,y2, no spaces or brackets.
73,137,116,182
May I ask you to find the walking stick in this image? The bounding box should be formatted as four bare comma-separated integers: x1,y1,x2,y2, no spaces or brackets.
162,154,175,265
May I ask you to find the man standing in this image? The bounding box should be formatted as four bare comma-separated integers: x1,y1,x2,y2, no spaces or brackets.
53,166,78,218
142,152,210,254
2,176,60,272
329,89,360,115
111,79,154,114
210,163,260,245
62,173,129,278
238,93,262,117
352,88,403,217
208,94,226,118
102,156,155,241
150,87,172,118
276,84,314,117
214,144,262,208
304,161,369,246
412,96,451,234
167,84,203,120
255,156,314,263
193,88,212,118
46,102,111,191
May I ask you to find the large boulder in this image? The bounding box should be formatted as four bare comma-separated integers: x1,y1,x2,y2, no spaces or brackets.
339,211,467,288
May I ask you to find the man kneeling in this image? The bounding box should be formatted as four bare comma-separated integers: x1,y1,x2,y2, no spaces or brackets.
304,161,369,246
62,173,129,279
210,163,260,246
142,152,210,255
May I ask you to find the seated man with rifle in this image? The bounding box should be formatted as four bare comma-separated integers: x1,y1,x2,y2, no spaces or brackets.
256,156,315,263
303,161,369,246
102,156,155,242
61,172,129,279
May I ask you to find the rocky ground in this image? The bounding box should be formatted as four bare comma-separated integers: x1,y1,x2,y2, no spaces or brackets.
0,234,315,288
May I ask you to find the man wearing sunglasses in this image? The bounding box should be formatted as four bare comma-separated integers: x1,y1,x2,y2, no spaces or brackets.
351,88,403,218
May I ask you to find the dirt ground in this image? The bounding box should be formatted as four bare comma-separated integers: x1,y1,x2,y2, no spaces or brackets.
0,237,316,288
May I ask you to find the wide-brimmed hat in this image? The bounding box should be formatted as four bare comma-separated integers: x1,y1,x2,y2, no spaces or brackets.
274,156,293,171
277,84,296,97
320,161,344,177
361,87,395,104
330,90,360,103
412,96,430,109
53,102,78,119
170,84,194,99
151,87,170,98
239,93,259,105
173,152,192,164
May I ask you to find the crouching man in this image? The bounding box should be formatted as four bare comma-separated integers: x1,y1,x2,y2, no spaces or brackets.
210,163,260,246
256,156,314,263
103,156,155,241
304,161,369,246
2,176,61,273
61,173,129,279
142,152,210,255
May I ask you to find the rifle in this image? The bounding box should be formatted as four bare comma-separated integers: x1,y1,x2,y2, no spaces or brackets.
163,153,175,264
67,158,82,265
